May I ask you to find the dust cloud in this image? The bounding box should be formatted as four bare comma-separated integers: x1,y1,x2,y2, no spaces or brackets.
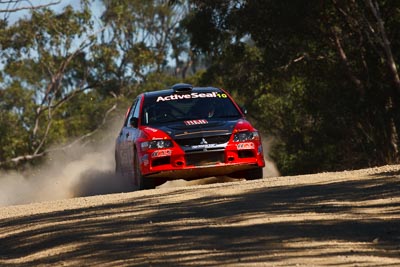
0,119,133,207
261,136,280,178
0,144,131,207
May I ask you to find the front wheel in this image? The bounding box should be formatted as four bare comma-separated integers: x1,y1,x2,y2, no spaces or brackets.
115,152,121,174
230,167,264,180
134,152,155,190
115,152,135,191
244,167,264,180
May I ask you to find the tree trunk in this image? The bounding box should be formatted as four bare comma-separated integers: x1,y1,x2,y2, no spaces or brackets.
365,0,400,161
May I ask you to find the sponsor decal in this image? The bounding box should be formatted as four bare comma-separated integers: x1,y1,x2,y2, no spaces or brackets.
191,143,219,150
142,154,149,166
184,119,208,125
151,150,172,158
237,142,255,150
144,127,158,133
156,92,228,102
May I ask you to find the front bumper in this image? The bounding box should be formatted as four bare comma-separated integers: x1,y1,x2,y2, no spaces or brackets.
140,142,265,180
145,162,260,180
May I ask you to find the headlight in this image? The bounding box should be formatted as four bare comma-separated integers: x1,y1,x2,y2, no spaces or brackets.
141,140,173,150
233,131,259,142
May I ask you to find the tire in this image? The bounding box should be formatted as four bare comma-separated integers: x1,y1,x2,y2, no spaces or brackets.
244,167,264,180
134,152,155,190
228,167,264,180
115,152,121,175
115,152,135,192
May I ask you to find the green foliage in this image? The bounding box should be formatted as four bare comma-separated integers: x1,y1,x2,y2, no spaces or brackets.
0,1,100,167
186,0,400,174
139,71,202,93
0,0,192,168
100,0,189,74
2,0,399,176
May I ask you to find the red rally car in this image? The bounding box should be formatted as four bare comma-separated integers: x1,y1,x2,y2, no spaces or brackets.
115,84,265,189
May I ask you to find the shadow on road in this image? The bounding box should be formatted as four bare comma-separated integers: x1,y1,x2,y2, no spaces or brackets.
0,169,399,265
72,170,244,197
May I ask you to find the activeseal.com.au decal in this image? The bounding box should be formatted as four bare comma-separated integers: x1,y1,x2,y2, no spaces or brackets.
156,92,227,102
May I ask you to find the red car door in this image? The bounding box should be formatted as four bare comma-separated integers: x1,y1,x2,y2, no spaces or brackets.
118,97,142,176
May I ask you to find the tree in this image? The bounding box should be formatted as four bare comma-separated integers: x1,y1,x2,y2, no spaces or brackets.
99,0,191,88
0,0,195,168
185,0,400,174
0,2,106,167
0,0,61,13
329,0,400,162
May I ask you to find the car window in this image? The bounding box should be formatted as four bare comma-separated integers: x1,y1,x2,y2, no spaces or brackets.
125,97,141,127
141,91,242,126
133,98,141,119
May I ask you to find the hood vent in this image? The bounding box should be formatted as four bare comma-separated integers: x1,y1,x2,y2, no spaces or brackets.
172,83,193,93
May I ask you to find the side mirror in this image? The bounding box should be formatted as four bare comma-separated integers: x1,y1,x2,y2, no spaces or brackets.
129,117,139,128
240,105,248,115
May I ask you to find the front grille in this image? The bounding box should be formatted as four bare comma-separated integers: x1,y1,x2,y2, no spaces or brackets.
238,150,255,158
175,134,231,147
152,157,170,167
185,151,225,166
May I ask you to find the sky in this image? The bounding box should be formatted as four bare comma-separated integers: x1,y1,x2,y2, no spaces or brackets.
0,0,104,24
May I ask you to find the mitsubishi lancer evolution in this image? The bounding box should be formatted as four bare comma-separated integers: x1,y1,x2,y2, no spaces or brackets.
115,84,265,189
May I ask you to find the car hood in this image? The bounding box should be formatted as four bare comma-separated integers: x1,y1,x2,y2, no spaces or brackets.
155,119,238,139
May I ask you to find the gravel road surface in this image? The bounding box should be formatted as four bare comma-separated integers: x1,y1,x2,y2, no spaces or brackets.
1,165,400,266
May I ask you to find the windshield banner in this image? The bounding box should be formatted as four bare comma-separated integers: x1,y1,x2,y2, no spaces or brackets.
156,92,227,102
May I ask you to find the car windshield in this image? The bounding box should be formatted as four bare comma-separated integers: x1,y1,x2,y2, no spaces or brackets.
141,91,242,125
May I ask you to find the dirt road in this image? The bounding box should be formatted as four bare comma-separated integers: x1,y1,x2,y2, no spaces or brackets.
1,165,400,266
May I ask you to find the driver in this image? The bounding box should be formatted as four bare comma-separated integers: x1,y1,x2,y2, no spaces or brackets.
207,105,215,118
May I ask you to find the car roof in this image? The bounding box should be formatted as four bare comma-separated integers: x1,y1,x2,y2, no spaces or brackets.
142,86,223,98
